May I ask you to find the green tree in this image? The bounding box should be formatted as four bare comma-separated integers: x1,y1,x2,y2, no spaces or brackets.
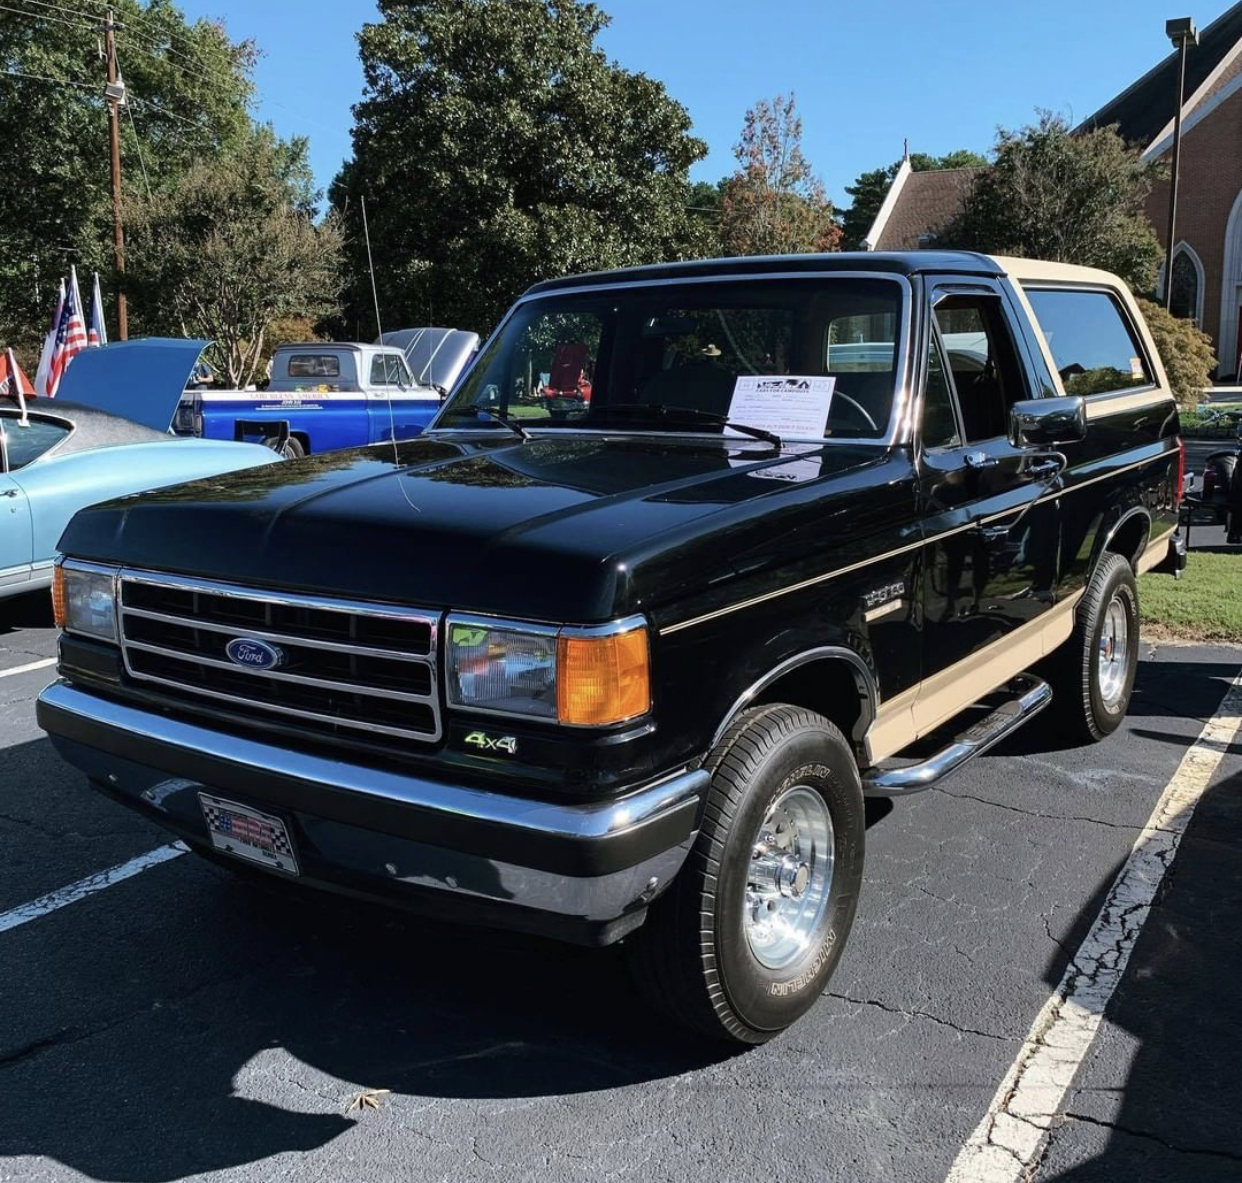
125,130,345,387
0,0,258,356
839,149,986,251
719,93,839,257
1136,298,1216,407
331,0,710,336
685,178,726,256
937,113,1163,291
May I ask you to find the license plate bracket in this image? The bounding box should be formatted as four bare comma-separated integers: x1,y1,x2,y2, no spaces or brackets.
198,793,299,875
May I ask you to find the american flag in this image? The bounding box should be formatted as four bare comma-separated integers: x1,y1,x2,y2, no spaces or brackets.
46,267,89,396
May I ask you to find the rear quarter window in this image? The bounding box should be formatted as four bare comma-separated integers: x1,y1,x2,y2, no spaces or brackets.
1023,287,1153,397
1,416,71,470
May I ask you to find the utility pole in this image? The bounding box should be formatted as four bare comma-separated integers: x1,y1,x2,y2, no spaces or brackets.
103,9,128,339
1163,16,1198,312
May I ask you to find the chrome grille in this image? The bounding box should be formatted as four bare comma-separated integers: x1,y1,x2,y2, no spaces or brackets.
117,570,441,742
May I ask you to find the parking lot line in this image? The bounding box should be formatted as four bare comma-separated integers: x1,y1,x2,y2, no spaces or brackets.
0,657,56,679
0,842,187,935
944,669,1242,1183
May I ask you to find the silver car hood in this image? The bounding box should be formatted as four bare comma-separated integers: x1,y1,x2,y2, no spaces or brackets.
379,327,480,391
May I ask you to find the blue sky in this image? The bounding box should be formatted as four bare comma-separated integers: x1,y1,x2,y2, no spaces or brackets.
177,0,1216,208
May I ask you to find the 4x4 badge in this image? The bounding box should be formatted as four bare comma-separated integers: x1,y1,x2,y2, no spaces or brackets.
463,730,518,755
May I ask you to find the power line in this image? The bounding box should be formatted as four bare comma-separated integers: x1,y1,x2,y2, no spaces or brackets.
117,49,152,200
58,0,246,85
6,0,246,95
0,66,97,92
0,1,98,31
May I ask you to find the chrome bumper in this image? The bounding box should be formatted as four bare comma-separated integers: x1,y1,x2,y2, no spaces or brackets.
37,681,707,942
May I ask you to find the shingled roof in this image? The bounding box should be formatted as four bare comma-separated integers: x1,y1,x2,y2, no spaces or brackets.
1076,1,1242,148
866,165,983,252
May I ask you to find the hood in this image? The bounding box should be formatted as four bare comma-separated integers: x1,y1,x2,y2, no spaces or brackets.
379,327,480,391
55,338,208,433
58,433,907,622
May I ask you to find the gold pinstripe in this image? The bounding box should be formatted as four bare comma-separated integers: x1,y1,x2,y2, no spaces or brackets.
660,449,1176,635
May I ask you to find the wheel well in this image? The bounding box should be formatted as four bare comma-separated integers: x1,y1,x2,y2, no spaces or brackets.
750,659,868,746
1102,511,1150,571
291,431,311,454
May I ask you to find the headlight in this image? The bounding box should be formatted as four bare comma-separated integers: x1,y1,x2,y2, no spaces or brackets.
53,561,119,642
446,615,650,726
447,620,558,719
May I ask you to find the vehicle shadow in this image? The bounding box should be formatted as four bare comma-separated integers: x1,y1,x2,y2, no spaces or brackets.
990,653,1240,757
0,587,53,634
0,846,730,1180
1040,764,1242,1179
0,722,904,1182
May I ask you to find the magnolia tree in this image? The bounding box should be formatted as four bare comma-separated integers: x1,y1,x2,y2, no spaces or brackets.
720,94,840,257
126,131,344,387
332,0,712,335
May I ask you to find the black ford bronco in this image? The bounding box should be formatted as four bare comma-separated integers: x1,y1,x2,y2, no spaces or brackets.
38,252,1186,1043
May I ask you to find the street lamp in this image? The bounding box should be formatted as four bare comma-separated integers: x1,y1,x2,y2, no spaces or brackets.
1163,16,1198,311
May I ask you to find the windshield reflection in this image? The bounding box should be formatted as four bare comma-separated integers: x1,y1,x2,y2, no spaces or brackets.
436,278,904,442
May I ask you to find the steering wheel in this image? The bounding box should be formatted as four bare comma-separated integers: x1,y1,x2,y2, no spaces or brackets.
827,391,879,433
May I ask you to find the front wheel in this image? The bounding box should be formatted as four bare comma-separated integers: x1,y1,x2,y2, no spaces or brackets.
1044,551,1139,742
627,705,865,1043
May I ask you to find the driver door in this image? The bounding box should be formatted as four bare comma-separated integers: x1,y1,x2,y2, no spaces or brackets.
917,280,1063,710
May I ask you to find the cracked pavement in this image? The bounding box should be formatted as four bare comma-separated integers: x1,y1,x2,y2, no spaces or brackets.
1,583,1240,1183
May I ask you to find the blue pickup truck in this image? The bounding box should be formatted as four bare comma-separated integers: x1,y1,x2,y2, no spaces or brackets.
177,329,479,456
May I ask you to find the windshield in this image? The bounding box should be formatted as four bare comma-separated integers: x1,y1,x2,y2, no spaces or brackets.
435,278,904,440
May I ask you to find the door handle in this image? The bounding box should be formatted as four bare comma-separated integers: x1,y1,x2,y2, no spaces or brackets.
1,489,18,498
964,451,998,470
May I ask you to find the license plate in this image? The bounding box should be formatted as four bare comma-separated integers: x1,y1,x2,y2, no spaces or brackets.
198,794,299,874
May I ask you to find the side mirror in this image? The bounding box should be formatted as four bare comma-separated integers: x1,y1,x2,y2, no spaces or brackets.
1009,396,1086,448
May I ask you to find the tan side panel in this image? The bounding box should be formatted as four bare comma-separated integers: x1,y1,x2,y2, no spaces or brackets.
1136,527,1177,575
866,593,1082,762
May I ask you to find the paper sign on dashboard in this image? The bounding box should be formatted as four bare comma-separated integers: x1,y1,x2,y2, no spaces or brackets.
726,376,835,439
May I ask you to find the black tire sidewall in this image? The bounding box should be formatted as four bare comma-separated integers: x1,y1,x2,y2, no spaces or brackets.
713,725,864,1033
263,436,305,459
1083,560,1139,735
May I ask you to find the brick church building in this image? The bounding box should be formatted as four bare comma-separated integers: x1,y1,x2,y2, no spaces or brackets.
865,1,1242,379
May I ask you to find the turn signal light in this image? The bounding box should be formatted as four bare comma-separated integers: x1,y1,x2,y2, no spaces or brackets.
51,564,66,627
557,626,650,726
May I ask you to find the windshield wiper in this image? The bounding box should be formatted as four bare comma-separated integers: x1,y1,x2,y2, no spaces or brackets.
602,403,782,451
469,407,531,441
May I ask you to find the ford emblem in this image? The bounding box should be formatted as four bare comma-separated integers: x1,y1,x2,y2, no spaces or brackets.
224,637,283,671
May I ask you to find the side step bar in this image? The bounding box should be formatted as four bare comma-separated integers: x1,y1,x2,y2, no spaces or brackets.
863,674,1052,797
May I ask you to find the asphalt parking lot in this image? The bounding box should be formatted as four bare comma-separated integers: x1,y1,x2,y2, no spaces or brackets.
2,526,1240,1182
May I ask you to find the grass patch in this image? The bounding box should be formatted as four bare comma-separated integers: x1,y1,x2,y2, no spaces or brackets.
1180,401,1242,435
1140,550,1242,643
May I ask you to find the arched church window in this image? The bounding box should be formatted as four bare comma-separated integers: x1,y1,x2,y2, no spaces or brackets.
1169,249,1201,324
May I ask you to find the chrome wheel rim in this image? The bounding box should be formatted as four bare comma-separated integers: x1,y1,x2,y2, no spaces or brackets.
1097,594,1130,709
744,785,835,971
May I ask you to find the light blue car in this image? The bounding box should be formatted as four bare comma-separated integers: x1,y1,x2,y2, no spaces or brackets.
1,339,280,601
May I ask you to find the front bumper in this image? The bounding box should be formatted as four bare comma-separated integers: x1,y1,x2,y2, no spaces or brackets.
36,681,707,945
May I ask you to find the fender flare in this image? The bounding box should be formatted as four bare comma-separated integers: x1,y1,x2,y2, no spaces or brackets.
710,646,878,750
1094,505,1152,571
